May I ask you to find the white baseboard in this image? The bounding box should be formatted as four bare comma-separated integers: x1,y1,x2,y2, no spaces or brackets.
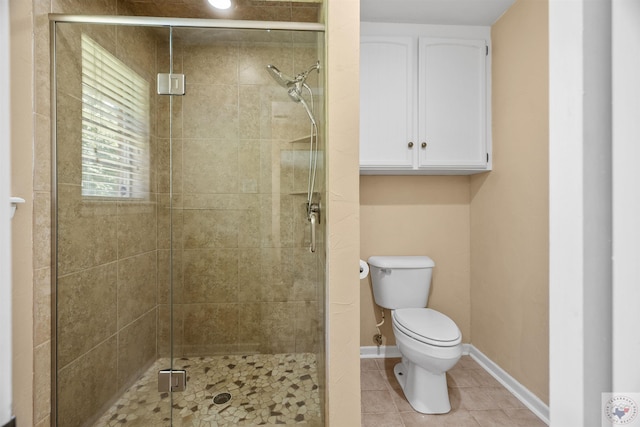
360,343,473,359
360,345,402,358
467,345,549,425
360,344,549,425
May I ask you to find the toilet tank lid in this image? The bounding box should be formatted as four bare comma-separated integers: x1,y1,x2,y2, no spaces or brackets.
367,256,435,269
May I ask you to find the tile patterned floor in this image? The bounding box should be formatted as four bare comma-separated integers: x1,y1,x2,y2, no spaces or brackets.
93,353,322,427
361,356,548,427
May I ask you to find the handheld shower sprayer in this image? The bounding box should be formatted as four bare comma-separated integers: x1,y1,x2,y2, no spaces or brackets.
288,86,317,126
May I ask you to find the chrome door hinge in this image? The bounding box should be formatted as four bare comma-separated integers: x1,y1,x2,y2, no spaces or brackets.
157,73,185,95
158,369,187,392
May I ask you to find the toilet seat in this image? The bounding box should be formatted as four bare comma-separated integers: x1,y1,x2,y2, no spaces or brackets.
392,308,461,347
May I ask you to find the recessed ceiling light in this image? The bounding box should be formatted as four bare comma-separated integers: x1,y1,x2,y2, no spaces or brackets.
208,0,231,10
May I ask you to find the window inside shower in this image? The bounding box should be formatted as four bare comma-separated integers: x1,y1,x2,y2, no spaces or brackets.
80,34,150,199
53,19,326,427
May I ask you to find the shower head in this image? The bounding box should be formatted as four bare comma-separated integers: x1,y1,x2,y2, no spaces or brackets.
266,61,320,93
266,61,320,126
266,64,296,89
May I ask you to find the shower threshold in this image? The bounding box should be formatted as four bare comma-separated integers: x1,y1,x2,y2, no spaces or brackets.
92,353,322,427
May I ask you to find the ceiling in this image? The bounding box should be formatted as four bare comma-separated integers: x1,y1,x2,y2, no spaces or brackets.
360,0,516,25
118,0,322,23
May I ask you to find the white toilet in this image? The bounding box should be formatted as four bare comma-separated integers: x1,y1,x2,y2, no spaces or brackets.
368,255,462,414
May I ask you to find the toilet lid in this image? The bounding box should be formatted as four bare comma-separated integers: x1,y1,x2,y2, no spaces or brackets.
393,308,461,347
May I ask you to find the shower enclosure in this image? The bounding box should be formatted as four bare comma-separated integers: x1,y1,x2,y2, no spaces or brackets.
51,16,325,427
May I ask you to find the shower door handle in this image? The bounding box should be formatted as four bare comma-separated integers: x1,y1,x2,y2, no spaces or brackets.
309,212,317,253
308,202,320,253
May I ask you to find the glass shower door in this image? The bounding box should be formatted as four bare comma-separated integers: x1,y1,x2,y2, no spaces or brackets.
53,18,325,427
54,21,174,426
167,26,326,426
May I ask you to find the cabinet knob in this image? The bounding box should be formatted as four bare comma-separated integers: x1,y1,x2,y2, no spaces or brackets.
408,142,414,148
421,142,427,148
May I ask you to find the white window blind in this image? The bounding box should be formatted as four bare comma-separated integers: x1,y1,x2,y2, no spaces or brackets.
81,34,150,198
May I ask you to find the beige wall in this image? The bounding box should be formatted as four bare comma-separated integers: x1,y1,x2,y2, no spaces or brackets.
325,0,361,424
470,0,549,404
360,176,471,346
10,0,36,426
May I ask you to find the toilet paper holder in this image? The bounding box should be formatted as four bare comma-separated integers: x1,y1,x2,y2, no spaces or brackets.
359,259,369,279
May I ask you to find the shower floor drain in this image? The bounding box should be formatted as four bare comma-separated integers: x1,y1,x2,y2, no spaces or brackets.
213,392,232,405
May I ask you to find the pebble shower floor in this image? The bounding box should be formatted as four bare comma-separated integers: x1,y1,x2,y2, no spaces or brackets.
92,353,322,426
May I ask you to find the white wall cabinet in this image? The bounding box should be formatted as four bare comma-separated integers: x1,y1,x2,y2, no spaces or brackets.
360,30,491,174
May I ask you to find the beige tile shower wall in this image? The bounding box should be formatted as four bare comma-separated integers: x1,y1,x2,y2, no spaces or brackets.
469,0,549,404
53,21,160,426
165,33,324,357
359,176,472,346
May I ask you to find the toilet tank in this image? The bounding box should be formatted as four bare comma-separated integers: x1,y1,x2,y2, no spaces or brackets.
367,256,435,309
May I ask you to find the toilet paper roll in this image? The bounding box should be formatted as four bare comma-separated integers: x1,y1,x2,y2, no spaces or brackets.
359,259,369,280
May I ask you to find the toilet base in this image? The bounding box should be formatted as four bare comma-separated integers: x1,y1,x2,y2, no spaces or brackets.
394,360,451,414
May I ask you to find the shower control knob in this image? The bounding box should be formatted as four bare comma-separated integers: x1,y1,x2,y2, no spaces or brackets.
421,142,427,148
408,141,414,148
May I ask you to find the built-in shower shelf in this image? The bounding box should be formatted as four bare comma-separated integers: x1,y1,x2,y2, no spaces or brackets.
290,135,313,144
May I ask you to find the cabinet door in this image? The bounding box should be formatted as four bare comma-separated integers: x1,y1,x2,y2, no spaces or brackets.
418,38,487,169
360,36,416,170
